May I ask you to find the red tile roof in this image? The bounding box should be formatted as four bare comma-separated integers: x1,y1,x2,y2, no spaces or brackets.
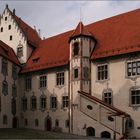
21,31,71,73
89,8,140,60
21,8,140,73
69,21,94,41
0,40,20,66
78,91,129,117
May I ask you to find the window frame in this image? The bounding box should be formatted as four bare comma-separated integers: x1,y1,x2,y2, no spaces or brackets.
40,95,46,111
51,96,57,110
130,88,140,107
1,58,8,76
56,71,65,86
22,97,27,112
30,96,37,111
97,63,108,81
24,76,32,91
126,60,140,77
2,80,8,96
62,96,69,108
39,75,47,89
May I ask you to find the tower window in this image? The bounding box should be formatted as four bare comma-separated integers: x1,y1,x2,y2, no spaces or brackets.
10,35,12,41
1,27,3,32
74,68,78,79
73,42,79,56
8,25,11,30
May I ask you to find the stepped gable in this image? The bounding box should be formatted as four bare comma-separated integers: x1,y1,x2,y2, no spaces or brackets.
8,8,41,48
78,91,129,117
89,8,140,60
21,8,140,73
0,40,20,66
21,31,72,73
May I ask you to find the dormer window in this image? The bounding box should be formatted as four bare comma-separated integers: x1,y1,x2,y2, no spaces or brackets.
33,58,39,63
8,25,11,30
73,42,79,56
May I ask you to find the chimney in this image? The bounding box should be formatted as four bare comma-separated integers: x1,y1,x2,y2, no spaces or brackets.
38,29,41,37
13,9,15,15
6,4,8,9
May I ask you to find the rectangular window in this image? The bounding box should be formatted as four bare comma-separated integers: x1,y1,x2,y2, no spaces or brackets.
39,75,47,88
22,98,27,111
103,92,112,105
24,76,32,91
31,97,37,110
127,61,140,76
97,64,108,80
12,64,17,80
1,58,8,76
131,90,140,105
10,35,12,41
56,72,64,86
51,97,57,109
12,84,17,97
62,96,69,108
74,68,78,79
17,47,23,57
40,97,46,110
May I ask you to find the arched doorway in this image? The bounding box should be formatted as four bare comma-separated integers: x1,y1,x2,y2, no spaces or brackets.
101,131,111,138
86,127,95,136
45,116,52,131
12,117,18,128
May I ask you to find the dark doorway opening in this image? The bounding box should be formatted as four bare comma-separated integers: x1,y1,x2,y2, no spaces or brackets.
45,117,52,131
12,117,18,128
101,131,111,138
86,127,95,136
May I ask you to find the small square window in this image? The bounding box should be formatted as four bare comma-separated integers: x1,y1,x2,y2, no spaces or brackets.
8,25,11,30
5,17,7,21
10,35,12,41
1,27,3,32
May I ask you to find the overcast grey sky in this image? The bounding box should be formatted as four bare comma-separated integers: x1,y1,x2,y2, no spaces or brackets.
0,1,140,38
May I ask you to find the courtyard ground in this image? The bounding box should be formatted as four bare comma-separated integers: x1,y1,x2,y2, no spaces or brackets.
0,128,90,139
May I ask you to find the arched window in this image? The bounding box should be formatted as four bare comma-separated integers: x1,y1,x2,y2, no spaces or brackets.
40,95,46,111
101,131,111,138
73,42,79,56
3,115,8,125
31,96,37,111
86,127,95,136
2,80,8,96
103,89,113,105
12,84,17,98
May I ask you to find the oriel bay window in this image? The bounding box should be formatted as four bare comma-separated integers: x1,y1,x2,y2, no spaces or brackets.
97,64,108,81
